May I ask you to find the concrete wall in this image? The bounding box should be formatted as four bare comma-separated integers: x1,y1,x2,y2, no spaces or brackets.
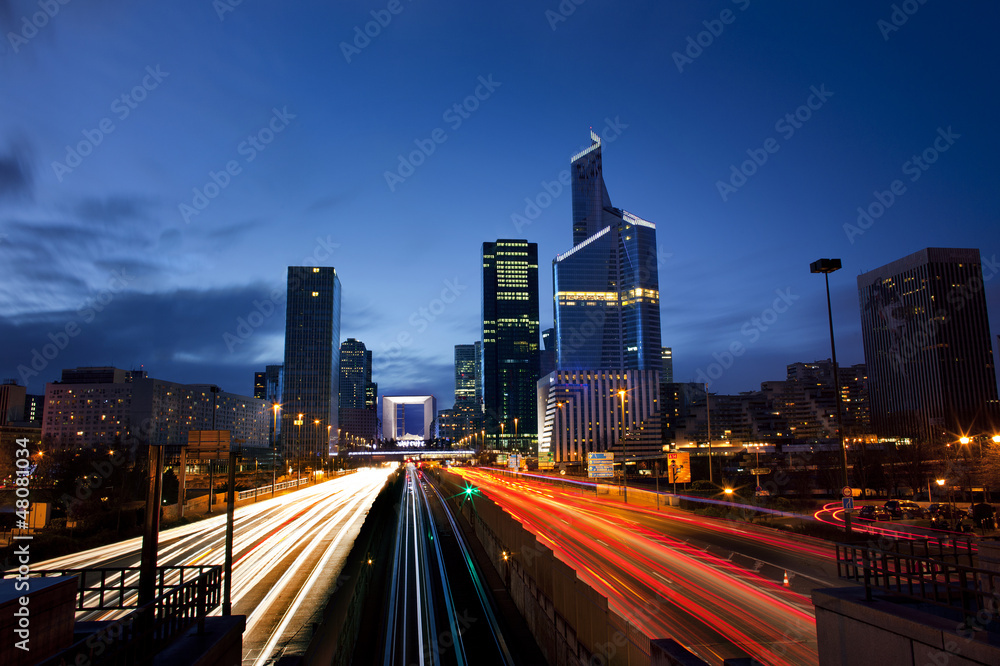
813,586,1000,666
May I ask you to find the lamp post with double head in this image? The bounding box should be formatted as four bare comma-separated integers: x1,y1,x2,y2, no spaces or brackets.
810,258,851,535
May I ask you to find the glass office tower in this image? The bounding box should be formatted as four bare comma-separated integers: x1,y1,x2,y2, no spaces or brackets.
482,240,540,451
554,132,662,372
858,247,1000,441
281,266,342,464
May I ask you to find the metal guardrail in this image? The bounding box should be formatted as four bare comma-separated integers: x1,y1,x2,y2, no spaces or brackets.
13,566,222,666
2,566,219,613
836,541,1000,619
236,477,309,501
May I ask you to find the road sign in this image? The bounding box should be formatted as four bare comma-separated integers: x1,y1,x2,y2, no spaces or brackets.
842,486,853,498
842,496,854,511
755,486,770,497
186,430,233,460
538,451,554,470
587,452,614,479
665,452,690,483
751,468,771,475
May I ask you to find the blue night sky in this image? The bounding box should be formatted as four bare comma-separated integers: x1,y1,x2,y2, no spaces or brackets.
1,1,998,408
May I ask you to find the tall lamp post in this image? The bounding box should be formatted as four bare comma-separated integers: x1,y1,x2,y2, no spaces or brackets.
271,403,280,497
810,258,851,535
295,414,304,486
618,389,628,503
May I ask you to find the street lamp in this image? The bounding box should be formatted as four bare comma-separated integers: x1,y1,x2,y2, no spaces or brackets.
295,414,304,486
618,388,628,503
513,417,519,451
810,257,851,535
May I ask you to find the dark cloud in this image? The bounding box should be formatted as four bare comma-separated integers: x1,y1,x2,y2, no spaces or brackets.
0,283,287,395
206,219,261,242
74,196,150,225
0,140,32,201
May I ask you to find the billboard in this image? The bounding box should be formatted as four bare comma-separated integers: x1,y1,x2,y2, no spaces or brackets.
666,451,691,483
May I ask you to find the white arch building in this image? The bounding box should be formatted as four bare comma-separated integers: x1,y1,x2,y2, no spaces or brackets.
382,395,436,441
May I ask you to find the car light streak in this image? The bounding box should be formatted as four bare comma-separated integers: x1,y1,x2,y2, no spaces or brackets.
457,468,819,665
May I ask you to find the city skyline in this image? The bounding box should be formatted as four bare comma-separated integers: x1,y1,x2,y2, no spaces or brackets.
2,2,999,408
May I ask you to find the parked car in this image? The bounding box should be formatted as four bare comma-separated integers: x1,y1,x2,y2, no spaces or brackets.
927,503,964,524
884,499,925,519
858,505,892,521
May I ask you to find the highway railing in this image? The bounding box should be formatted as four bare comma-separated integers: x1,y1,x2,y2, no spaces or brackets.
3,565,219,613
235,470,355,501
236,477,308,501
835,541,999,618
17,566,223,666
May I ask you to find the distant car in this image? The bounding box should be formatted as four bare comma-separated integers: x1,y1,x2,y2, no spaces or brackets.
927,503,964,524
884,500,925,519
858,505,892,521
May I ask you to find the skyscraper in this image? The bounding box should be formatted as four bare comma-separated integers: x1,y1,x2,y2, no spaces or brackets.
539,132,664,464
281,266,342,465
482,240,540,451
339,338,373,410
253,372,266,399
857,248,999,440
554,131,662,372
455,344,478,405
339,338,377,443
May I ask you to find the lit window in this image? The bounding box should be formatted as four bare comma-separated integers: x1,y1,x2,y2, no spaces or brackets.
312,291,319,297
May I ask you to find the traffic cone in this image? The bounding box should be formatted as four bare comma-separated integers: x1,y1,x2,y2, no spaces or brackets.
783,571,790,587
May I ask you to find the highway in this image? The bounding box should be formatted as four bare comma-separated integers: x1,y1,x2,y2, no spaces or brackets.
28,466,395,665
377,464,516,666
455,467,824,665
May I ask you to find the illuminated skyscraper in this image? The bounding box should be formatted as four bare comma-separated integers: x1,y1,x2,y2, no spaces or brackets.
482,240,540,451
339,338,377,443
858,248,999,440
281,266,341,463
554,131,662,372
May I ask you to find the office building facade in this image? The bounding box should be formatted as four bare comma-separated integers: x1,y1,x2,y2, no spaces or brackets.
338,338,377,443
281,266,342,463
482,240,540,451
537,369,660,463
857,248,999,440
554,131,662,373
41,367,271,449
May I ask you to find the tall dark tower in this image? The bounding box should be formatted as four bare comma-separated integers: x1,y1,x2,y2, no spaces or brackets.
482,240,540,451
339,338,372,410
554,131,662,372
281,266,342,465
338,338,377,442
858,248,1000,441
